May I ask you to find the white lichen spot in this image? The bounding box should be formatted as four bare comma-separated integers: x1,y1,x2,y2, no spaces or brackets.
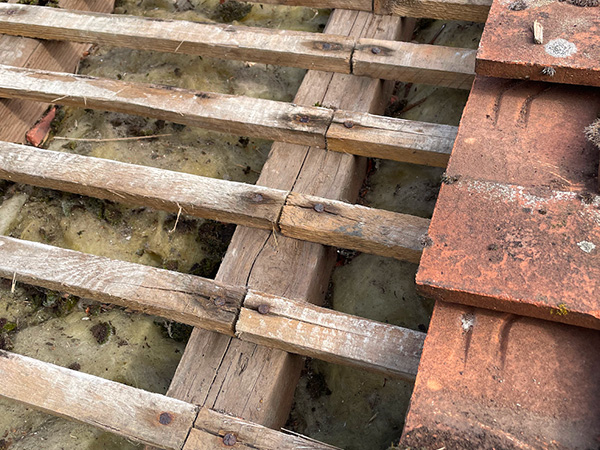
545,39,577,58
577,241,596,253
461,314,475,332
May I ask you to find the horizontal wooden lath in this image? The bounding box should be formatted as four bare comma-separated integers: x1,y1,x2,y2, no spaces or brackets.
280,192,430,264
373,0,491,22
328,110,456,167
0,236,244,335
0,5,476,89
0,350,340,449
0,350,198,450
352,39,476,90
0,142,288,230
0,143,430,261
0,64,333,148
0,65,457,165
0,237,425,379
238,291,425,378
238,0,490,21
188,408,341,449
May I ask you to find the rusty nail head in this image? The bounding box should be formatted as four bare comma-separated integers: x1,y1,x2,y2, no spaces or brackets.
299,115,310,123
252,193,264,203
214,297,226,306
343,121,354,129
371,47,381,55
158,412,173,425
314,203,324,213
223,433,237,446
258,304,270,315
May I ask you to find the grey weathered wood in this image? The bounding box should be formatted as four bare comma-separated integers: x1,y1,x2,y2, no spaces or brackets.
164,9,412,432
353,39,476,89
280,192,431,264
241,0,489,21
0,236,244,335
186,408,341,450
0,4,355,74
0,64,332,148
0,142,287,230
0,0,115,144
327,110,457,167
0,350,198,450
236,291,425,379
0,5,478,87
240,0,372,10
0,142,429,261
374,0,490,21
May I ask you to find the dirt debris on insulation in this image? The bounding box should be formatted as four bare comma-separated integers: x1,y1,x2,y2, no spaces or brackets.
0,4,482,449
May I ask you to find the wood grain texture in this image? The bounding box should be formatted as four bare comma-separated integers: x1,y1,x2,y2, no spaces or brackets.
0,142,428,258
374,0,490,21
0,142,287,229
280,192,430,264
0,0,114,144
0,350,198,450
353,39,475,89
0,64,332,148
327,110,456,167
0,5,476,87
237,291,425,379
165,10,413,431
0,4,354,74
242,0,371,10
186,408,341,450
0,236,243,335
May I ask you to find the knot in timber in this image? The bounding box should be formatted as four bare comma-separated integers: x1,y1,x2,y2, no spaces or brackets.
314,203,325,213
251,193,264,203
295,115,310,124
343,121,354,129
158,412,173,425
213,297,226,307
5,9,18,15
223,433,237,446
371,47,382,55
258,304,270,315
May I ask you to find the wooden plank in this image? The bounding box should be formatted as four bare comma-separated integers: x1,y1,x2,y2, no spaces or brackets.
186,408,341,450
164,10,413,431
0,143,428,260
0,350,198,450
0,64,332,148
0,349,341,450
353,39,475,90
374,0,490,22
0,5,476,88
280,192,430,264
0,4,355,74
0,142,287,230
0,0,115,144
236,291,425,379
242,0,489,21
0,235,426,378
241,0,371,11
0,236,243,335
327,110,457,167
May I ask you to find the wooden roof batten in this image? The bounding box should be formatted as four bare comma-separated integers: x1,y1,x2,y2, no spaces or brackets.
0,0,483,447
